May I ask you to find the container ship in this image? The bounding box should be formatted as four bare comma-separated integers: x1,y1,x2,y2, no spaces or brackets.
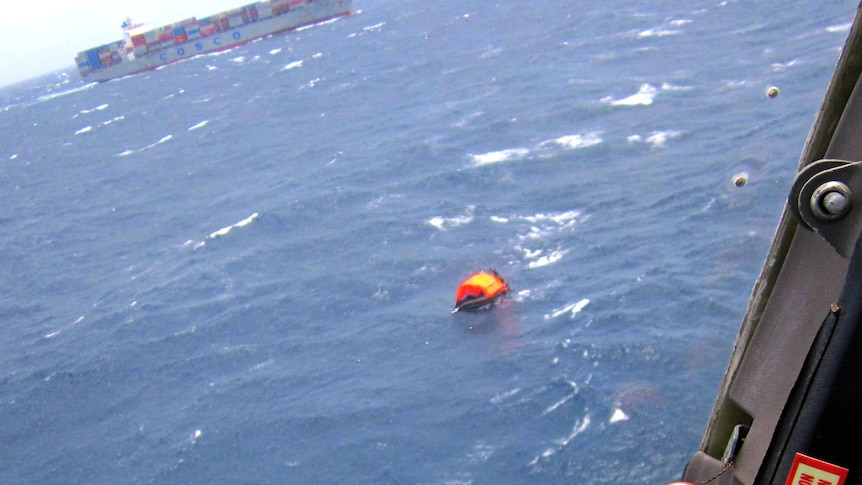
74,0,352,82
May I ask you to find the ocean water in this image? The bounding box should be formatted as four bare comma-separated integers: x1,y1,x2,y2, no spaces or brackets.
0,0,858,483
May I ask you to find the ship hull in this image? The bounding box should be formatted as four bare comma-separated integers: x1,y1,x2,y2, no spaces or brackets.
77,0,351,82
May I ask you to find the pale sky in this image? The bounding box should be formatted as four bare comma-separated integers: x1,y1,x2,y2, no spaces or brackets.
0,0,257,87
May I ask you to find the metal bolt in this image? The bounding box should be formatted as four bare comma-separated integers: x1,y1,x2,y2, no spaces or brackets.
810,181,852,221
822,191,849,215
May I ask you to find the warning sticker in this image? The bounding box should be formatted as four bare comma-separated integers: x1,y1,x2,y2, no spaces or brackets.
785,453,849,485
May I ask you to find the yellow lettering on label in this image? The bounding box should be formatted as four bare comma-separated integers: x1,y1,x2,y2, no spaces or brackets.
792,464,838,485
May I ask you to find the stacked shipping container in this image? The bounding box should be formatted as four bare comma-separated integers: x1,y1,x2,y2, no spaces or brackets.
76,0,317,75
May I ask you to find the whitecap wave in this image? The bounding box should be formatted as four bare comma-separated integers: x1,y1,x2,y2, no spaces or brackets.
544,132,603,150
645,130,682,147
544,299,590,320
628,130,683,148
772,59,799,72
116,134,173,157
187,240,207,250
638,27,682,38
473,133,602,166
101,116,125,126
638,19,690,38
724,80,750,88
470,147,530,166
827,22,852,33
427,215,472,230
32,83,97,105
73,104,109,118
527,249,568,269
489,388,521,404
509,210,585,268
427,206,475,231
543,394,574,415
521,248,543,259
609,408,629,423
521,210,582,226
541,380,578,416
296,16,344,32
205,48,238,58
496,209,587,270
74,126,92,135
281,60,303,71
299,78,321,90
188,120,209,131
557,415,591,447
209,212,260,239
661,82,693,91
529,415,591,465
601,83,657,106
45,316,85,339
363,22,385,32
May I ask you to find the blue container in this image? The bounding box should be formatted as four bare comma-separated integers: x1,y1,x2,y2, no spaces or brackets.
172,26,187,36
86,49,102,69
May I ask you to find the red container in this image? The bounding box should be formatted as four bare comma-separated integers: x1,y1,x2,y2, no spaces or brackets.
200,22,216,36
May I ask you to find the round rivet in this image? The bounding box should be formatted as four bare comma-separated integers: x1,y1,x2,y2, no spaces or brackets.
822,191,848,215
810,181,852,220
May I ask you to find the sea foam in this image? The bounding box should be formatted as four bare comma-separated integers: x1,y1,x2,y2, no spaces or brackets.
209,213,260,239
281,60,303,71
470,148,530,166
601,84,658,106
527,249,568,269
544,299,590,320
544,132,603,150
628,130,683,148
188,120,209,131
427,206,475,231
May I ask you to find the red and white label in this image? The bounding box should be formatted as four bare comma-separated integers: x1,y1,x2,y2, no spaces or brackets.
785,453,849,485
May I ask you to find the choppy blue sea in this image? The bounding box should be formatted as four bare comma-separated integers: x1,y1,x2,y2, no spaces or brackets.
1,0,858,483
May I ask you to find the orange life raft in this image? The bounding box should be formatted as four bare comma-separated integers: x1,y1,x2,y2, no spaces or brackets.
453,270,509,312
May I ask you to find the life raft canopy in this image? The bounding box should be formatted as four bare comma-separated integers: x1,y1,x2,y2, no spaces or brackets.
453,269,509,313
